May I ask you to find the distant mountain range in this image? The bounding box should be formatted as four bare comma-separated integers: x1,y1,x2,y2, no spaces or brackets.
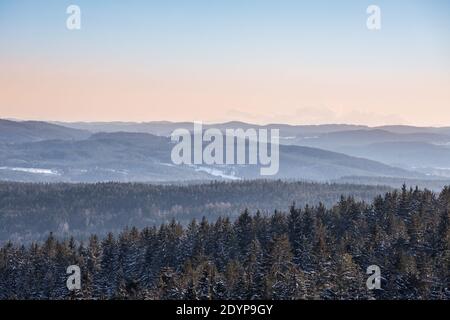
53,120,450,137
0,119,90,143
0,119,449,183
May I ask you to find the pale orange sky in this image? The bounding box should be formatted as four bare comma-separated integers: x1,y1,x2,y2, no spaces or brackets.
1,60,449,126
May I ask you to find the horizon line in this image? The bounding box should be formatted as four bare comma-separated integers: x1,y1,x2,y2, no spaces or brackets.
2,117,449,129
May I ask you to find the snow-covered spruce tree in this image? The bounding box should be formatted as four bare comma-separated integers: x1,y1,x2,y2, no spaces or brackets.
98,233,121,299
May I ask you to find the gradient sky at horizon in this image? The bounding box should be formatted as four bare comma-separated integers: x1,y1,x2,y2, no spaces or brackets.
0,0,449,126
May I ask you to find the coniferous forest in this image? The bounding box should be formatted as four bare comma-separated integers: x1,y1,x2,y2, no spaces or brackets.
0,185,449,300
0,180,391,243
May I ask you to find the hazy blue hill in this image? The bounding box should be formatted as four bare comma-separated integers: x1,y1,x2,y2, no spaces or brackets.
376,125,450,135
292,129,450,149
1,119,448,183
52,121,194,136
0,119,91,143
273,144,424,181
338,141,450,170
0,130,426,182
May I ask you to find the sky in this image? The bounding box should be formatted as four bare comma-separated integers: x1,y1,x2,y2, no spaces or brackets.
0,0,449,126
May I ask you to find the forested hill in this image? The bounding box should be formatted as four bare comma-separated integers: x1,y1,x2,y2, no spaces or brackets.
0,180,391,243
1,186,449,300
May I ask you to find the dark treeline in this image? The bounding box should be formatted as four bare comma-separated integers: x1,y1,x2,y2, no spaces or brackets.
0,185,449,300
0,180,391,243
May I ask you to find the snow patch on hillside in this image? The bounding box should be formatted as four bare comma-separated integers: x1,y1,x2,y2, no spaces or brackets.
0,167,60,176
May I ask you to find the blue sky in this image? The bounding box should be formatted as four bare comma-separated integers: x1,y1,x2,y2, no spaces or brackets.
1,0,449,68
0,0,449,125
